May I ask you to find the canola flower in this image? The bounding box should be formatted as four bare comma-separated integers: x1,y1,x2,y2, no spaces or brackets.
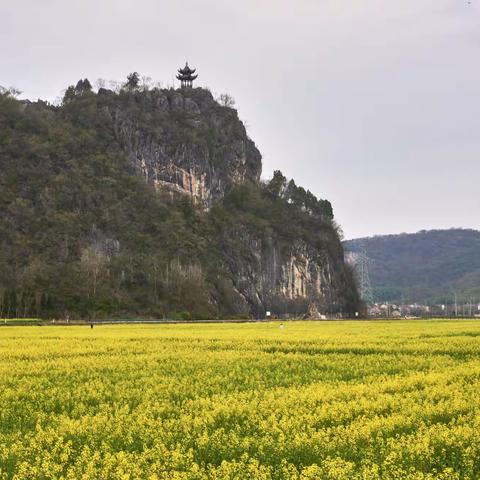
0,320,480,479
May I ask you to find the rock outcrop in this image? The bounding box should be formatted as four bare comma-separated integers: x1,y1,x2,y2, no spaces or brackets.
217,226,353,316
103,88,262,209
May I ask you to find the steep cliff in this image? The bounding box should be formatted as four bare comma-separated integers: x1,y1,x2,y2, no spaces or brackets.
221,236,343,316
99,88,261,208
0,84,360,319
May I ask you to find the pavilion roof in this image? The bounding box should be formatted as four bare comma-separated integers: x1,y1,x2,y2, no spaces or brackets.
178,62,196,76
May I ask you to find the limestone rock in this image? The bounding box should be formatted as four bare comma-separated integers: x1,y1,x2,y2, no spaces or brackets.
216,226,346,317
170,93,184,111
156,93,170,112
106,88,262,209
184,97,200,114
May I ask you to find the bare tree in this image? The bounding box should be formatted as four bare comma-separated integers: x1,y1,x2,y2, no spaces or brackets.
95,78,107,90
108,80,122,93
141,76,153,91
0,86,22,97
80,246,108,298
217,93,236,108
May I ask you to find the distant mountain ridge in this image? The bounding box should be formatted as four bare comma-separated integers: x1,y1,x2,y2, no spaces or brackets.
344,229,480,304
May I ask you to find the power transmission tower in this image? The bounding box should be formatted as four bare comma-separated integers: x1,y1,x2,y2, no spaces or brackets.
357,249,374,305
346,249,374,305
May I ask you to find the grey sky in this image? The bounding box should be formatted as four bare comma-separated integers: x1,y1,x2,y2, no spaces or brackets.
1,0,479,239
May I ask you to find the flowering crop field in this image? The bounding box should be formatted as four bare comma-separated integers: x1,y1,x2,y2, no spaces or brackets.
1,320,480,479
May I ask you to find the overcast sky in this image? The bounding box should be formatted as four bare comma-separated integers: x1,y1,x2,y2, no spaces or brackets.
1,0,479,239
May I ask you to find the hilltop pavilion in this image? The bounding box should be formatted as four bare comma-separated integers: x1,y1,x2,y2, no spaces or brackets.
176,62,198,88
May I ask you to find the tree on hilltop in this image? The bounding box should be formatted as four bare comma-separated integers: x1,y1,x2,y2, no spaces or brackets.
75,79,92,95
217,93,236,108
125,72,140,91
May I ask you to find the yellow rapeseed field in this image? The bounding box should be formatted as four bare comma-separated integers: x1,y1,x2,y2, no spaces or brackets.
1,320,480,479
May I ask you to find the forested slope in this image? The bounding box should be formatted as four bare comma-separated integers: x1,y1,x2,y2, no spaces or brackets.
345,229,480,303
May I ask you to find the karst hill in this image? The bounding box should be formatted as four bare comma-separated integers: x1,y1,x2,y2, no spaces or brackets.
0,78,360,319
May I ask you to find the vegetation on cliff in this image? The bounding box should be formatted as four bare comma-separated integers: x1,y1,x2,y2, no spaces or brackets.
0,80,360,319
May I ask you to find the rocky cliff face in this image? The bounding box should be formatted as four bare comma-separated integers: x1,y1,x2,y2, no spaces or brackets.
101,88,262,208
217,223,353,316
